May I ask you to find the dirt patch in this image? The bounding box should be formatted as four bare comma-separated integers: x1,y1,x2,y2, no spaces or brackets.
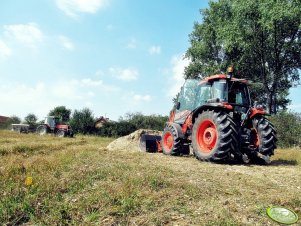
106,129,162,152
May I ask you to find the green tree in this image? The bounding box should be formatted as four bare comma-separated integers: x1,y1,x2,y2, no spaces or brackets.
48,106,71,123
269,111,301,148
24,113,38,126
69,108,95,134
185,0,301,113
122,112,168,131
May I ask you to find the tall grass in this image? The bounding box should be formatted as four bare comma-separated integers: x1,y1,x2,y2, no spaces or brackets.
0,131,300,225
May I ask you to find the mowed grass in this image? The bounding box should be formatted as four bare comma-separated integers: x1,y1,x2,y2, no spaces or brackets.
0,130,300,225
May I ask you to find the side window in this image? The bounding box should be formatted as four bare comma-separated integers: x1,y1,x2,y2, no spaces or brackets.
235,92,243,104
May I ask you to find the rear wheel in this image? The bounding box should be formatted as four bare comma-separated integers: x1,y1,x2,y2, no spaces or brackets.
192,110,239,161
36,125,47,136
250,116,276,163
56,129,66,138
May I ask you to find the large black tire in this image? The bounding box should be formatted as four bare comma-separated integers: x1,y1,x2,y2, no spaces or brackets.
250,116,277,162
56,129,66,138
192,110,239,161
36,125,48,136
161,125,182,156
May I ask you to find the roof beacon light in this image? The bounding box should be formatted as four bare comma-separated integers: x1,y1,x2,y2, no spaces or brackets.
227,66,234,79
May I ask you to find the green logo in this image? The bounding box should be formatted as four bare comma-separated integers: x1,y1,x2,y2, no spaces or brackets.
267,207,299,225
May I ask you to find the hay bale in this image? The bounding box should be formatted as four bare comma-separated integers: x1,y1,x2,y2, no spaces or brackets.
106,129,162,152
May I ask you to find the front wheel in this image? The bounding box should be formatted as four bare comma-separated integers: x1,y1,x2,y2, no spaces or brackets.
192,110,239,161
161,125,181,155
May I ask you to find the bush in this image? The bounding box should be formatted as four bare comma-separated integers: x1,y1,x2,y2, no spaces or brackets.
122,112,168,131
96,112,168,137
269,111,301,148
69,108,95,134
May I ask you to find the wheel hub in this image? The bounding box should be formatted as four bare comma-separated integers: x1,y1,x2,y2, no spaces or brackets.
203,127,216,147
197,119,217,153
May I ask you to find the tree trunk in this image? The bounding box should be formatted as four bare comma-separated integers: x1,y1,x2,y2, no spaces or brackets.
266,91,273,114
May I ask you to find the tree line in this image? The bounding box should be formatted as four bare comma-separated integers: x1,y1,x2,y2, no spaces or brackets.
0,105,300,148
0,106,168,137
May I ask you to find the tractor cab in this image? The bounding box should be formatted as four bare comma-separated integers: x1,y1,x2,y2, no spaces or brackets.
44,116,61,129
174,75,251,124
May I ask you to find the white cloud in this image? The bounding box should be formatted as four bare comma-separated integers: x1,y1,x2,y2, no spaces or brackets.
0,78,119,119
95,70,104,76
87,91,95,97
149,45,161,55
127,38,137,49
81,78,103,86
167,54,190,97
0,40,12,58
56,0,108,18
133,94,152,102
58,35,74,51
0,83,51,120
4,23,43,48
109,67,139,81
122,92,153,107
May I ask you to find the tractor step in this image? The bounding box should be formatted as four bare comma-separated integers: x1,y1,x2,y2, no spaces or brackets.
139,134,162,152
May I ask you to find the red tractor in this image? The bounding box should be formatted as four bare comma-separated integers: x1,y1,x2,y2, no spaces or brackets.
36,116,73,137
141,67,277,164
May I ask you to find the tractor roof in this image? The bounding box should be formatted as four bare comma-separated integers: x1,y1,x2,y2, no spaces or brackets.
201,74,249,84
46,116,60,119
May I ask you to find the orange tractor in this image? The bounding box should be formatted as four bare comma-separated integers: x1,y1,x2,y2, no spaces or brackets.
141,67,277,164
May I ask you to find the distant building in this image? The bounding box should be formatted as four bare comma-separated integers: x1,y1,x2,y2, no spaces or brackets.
95,116,109,128
0,116,9,124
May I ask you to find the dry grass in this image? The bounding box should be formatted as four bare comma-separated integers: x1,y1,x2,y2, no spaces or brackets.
0,130,300,225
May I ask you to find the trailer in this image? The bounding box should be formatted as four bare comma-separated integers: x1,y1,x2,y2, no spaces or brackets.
11,124,30,133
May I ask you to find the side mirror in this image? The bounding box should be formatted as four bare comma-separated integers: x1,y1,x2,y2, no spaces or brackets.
176,102,181,110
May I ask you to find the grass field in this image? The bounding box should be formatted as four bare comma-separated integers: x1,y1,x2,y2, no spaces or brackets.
0,130,300,225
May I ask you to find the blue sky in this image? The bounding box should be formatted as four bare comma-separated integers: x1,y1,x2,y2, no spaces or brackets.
0,0,300,121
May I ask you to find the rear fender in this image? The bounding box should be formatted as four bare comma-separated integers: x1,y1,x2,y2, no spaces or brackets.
169,123,185,139
249,108,267,119
56,124,69,130
192,105,231,123
168,111,175,124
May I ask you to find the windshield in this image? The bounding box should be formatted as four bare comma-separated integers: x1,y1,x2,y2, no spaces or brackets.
176,79,229,113
175,79,250,121
212,80,228,102
177,79,202,112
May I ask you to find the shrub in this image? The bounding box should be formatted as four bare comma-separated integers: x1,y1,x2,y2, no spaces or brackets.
269,111,301,148
69,108,95,134
96,112,168,137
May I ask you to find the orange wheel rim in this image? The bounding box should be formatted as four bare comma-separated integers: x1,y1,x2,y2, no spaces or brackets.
163,131,173,152
196,120,217,153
